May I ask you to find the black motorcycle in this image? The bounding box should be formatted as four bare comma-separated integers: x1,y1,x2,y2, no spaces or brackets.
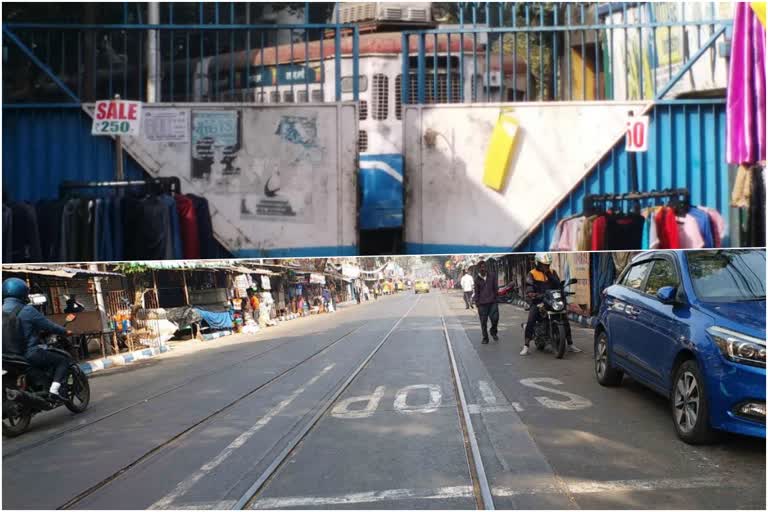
2,314,91,437
523,278,578,359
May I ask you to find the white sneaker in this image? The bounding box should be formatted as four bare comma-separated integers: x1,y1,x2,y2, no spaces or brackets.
520,346,530,356
567,345,582,353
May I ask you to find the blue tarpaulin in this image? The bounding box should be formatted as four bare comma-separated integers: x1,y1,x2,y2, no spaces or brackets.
193,308,233,329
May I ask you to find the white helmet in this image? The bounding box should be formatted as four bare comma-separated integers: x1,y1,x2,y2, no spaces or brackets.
535,252,553,266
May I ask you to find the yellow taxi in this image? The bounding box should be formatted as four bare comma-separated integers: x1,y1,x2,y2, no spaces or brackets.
414,280,430,294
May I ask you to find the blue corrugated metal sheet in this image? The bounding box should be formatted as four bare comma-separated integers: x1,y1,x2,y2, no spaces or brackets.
2,107,145,202
516,101,729,251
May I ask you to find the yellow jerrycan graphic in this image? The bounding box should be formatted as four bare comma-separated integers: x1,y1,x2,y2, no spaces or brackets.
483,109,520,191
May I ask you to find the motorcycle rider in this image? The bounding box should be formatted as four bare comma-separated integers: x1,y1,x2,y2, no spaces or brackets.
520,253,582,356
2,278,73,399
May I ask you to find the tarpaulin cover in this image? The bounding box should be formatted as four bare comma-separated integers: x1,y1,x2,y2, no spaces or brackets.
591,253,617,315
194,307,233,329
166,307,203,327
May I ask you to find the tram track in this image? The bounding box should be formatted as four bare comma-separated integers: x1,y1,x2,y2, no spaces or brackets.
236,293,493,510
234,296,422,509
55,316,378,510
5,296,410,461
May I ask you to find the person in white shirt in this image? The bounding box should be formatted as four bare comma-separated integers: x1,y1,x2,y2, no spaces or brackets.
460,271,475,309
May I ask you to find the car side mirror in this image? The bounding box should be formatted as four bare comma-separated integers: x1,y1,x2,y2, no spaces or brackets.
656,286,677,305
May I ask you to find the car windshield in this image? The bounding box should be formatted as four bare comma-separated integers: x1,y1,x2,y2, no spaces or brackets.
686,250,766,302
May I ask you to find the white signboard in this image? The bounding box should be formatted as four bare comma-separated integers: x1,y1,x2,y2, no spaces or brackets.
626,115,650,152
310,273,326,285
92,100,142,136
261,275,271,290
143,109,190,143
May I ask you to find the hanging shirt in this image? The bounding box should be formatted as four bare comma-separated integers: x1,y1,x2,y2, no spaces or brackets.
677,214,706,249
654,207,680,249
604,213,645,250
648,208,661,249
698,206,727,247
175,194,201,259
549,220,565,251
687,207,715,248
556,217,584,251
590,215,608,251
578,215,599,251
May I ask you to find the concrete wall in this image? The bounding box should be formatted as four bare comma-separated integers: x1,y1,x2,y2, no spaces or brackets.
403,101,646,253
99,103,359,257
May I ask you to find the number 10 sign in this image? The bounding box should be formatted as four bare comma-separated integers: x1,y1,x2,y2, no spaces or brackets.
626,115,649,152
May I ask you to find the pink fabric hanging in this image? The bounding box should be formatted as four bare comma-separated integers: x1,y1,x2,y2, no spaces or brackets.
727,3,766,165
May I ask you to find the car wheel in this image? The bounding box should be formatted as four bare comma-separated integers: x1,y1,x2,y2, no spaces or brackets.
594,331,623,386
671,360,716,444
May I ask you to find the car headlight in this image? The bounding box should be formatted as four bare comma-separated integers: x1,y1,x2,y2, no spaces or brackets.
708,326,766,368
552,300,565,312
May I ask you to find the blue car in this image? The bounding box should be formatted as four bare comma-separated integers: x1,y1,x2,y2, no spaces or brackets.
595,249,766,444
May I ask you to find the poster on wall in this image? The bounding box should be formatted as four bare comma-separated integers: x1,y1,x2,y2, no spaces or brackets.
191,110,242,186
261,275,271,290
238,113,321,224
144,109,190,143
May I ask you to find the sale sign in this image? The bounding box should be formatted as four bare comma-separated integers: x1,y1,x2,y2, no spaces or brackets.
625,115,650,152
92,100,143,136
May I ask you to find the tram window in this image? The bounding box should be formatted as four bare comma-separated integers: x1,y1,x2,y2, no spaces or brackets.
358,130,368,152
311,89,324,102
297,90,308,103
283,90,295,103
255,91,266,104
359,100,368,120
341,76,368,93
270,91,280,103
372,74,389,120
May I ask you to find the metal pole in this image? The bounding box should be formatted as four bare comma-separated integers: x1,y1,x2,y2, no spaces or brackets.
114,94,125,181
628,110,638,192
147,2,160,102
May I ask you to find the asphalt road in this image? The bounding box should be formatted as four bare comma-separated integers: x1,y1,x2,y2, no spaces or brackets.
2,290,764,510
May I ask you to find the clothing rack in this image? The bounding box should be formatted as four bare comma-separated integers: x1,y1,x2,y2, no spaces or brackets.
583,188,690,215
59,177,182,197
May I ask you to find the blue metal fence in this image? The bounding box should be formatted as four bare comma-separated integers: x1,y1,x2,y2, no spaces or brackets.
401,2,732,105
515,99,730,252
2,21,359,106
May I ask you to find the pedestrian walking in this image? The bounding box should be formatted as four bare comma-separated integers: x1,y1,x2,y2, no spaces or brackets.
474,260,499,344
460,270,474,309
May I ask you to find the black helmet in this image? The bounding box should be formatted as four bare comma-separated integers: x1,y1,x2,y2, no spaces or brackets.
2,278,29,302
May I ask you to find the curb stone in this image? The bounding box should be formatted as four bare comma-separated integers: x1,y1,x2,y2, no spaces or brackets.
79,345,171,375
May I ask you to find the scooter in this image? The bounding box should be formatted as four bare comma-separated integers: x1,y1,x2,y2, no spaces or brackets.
2,313,91,437
522,278,578,359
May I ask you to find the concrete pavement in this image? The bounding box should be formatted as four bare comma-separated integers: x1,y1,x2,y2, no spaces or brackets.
2,290,763,510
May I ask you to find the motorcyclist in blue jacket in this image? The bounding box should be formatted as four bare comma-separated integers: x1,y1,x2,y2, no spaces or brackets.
2,278,72,398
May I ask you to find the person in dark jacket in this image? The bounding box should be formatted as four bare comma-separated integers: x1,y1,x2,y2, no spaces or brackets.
521,253,581,356
2,278,72,398
65,294,85,314
473,260,499,344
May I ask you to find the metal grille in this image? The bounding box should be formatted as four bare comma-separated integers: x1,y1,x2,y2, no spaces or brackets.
372,74,389,120
311,89,324,102
269,91,280,103
397,73,463,118
283,90,295,103
359,130,368,152
359,99,368,120
297,90,308,103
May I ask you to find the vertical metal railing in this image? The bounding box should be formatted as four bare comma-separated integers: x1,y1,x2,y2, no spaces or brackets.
400,2,732,107
2,20,359,107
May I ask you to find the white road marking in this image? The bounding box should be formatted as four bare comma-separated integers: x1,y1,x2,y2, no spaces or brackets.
466,404,524,414
252,476,741,509
150,364,336,510
519,377,592,410
252,486,473,509
393,384,442,414
478,380,497,405
331,385,386,419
